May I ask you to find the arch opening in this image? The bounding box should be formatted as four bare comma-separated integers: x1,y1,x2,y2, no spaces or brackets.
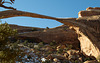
1,17,63,28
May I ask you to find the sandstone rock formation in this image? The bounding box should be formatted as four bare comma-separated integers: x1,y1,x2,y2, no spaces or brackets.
17,25,80,49
78,7,100,17
86,7,100,11
57,8,100,60
0,8,100,60
57,16,100,60
0,10,57,20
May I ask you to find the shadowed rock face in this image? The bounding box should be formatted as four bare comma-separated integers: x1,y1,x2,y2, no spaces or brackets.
0,9,100,59
15,25,80,49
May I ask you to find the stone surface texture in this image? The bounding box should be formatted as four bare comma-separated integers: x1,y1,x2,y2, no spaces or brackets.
78,7,100,17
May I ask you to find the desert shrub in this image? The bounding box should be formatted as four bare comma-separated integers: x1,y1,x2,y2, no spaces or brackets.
23,40,28,46
0,22,22,62
42,60,52,63
0,22,17,46
67,45,73,50
50,40,56,46
27,43,34,48
38,42,44,47
46,27,49,29
32,28,38,31
57,48,63,54
16,40,20,44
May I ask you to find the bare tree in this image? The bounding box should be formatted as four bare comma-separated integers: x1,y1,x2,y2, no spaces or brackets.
0,0,16,10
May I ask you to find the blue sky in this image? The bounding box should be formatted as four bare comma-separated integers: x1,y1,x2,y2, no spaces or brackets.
0,0,100,28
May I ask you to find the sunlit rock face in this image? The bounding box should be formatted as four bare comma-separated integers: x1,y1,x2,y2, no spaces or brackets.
86,7,100,10
57,7,100,60
78,7,100,17
76,7,100,60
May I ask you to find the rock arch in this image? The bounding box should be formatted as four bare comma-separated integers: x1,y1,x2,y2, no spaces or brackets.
0,10,100,60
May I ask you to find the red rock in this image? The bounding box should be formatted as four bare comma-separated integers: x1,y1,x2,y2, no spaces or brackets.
78,11,100,17
86,7,100,10
17,25,80,49
79,7,100,17
61,15,100,60
86,7,94,10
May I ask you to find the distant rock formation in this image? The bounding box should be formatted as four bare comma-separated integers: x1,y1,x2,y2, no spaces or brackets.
86,7,100,10
12,25,80,49
78,7,100,17
9,24,44,33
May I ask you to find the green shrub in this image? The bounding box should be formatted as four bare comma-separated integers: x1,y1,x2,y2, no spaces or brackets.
50,41,56,46
46,27,49,29
27,43,34,48
0,22,22,62
23,40,28,46
42,60,52,63
0,22,17,47
38,42,44,47
57,48,63,54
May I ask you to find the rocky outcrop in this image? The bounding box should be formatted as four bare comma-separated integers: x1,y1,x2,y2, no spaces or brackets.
57,15,100,61
86,7,100,10
57,16,100,60
17,25,80,49
78,7,100,17
78,11,100,17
